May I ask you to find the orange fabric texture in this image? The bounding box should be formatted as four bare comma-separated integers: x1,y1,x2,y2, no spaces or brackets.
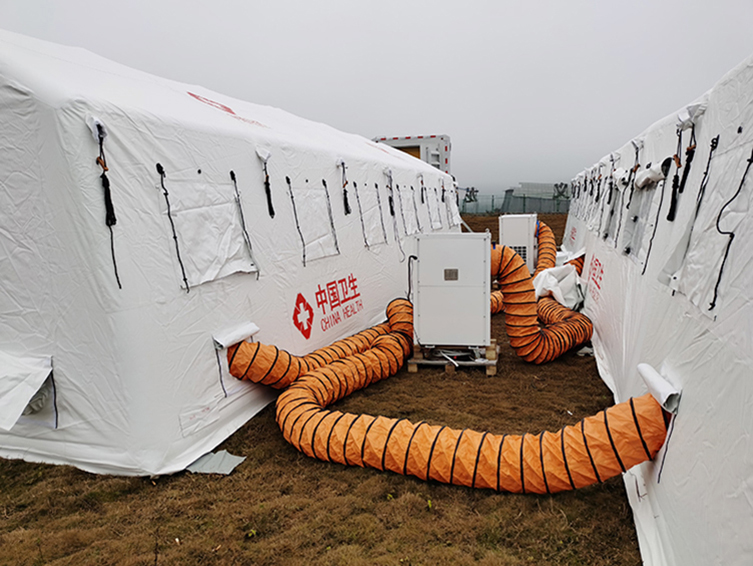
491,245,592,363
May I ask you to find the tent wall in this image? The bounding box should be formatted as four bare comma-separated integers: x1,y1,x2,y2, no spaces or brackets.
565,56,753,566
0,30,460,475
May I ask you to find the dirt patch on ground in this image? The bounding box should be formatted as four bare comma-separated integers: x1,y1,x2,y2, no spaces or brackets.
0,214,641,566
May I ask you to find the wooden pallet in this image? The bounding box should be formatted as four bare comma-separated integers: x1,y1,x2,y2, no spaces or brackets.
407,340,499,376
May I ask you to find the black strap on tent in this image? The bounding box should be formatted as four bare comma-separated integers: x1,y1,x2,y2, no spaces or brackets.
410,186,423,232
262,161,275,218
340,166,352,215
678,126,696,196
641,157,673,275
374,183,389,244
684,135,720,252
50,358,59,429
385,182,405,261
352,181,369,248
95,125,122,289
666,128,685,222
709,145,753,310
657,414,677,483
441,187,446,203
229,171,258,277
285,176,307,266
394,184,408,236
156,163,190,292
616,147,641,247
420,178,426,204
321,179,340,254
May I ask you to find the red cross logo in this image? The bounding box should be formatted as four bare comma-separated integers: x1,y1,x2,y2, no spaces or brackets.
292,293,314,340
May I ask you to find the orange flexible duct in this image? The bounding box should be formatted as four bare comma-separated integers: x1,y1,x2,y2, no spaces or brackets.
492,245,592,363
228,322,392,389
566,255,585,276
533,221,557,278
274,300,668,494
490,290,505,314
491,220,557,314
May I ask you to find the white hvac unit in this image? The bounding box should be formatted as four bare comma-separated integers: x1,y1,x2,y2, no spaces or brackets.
413,233,490,347
498,213,537,274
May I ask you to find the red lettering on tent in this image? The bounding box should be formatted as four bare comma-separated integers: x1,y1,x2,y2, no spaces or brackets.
293,293,314,340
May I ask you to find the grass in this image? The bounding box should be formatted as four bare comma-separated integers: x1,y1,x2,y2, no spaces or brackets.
0,214,642,565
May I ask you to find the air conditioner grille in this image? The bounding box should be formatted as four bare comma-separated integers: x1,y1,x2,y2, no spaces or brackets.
511,245,527,263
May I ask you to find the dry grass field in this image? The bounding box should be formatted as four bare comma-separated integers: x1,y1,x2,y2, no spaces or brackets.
0,214,642,566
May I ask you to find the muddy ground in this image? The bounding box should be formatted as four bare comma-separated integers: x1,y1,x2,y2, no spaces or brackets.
0,214,642,566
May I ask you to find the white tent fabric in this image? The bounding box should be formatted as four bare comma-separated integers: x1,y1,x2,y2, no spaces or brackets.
564,53,753,566
0,30,460,475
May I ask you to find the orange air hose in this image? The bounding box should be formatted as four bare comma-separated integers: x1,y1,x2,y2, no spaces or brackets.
533,221,557,278
566,255,585,276
271,299,667,494
228,322,391,389
492,245,592,363
491,220,557,314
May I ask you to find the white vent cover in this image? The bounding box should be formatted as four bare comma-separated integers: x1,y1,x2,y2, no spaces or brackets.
499,214,537,274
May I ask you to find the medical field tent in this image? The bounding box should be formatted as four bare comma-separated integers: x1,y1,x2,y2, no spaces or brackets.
0,30,461,475
565,55,753,565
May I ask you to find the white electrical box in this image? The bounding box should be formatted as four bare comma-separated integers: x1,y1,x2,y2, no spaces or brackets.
498,213,537,274
413,233,490,347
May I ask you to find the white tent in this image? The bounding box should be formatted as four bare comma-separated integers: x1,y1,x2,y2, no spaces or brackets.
565,54,753,565
0,30,461,476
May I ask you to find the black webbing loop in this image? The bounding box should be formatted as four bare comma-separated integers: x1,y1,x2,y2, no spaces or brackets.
666,128,684,222
262,161,275,218
352,181,369,247
286,176,307,266
156,163,190,292
441,187,445,202
230,171,257,274
343,186,352,215
374,183,389,244
321,179,340,254
678,126,697,195
709,146,753,310
340,165,352,215
50,359,59,429
410,186,423,232
96,125,122,289
684,135,720,256
394,184,408,236
657,414,677,483
642,157,674,276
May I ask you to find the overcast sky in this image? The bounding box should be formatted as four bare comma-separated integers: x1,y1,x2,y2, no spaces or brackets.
3,0,753,194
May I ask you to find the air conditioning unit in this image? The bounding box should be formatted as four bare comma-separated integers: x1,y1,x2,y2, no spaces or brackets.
498,213,537,274
413,232,490,347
